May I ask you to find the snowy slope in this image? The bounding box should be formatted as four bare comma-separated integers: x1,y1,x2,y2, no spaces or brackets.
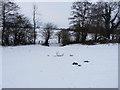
2,44,118,88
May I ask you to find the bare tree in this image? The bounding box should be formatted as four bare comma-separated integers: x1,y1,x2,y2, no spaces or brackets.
33,5,37,44
12,14,34,45
1,0,34,46
90,2,105,41
102,2,120,39
42,23,57,46
1,0,19,45
0,1,2,45
69,1,120,44
69,1,92,43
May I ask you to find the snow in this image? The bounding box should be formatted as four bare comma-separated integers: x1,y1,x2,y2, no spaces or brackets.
2,44,118,88
0,46,2,89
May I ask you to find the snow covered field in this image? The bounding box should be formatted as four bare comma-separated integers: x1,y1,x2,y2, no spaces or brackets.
2,44,118,88
0,46,2,89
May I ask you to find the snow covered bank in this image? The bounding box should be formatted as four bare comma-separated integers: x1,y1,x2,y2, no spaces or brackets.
2,44,118,88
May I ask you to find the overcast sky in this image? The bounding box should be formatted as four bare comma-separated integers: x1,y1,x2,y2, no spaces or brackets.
15,0,117,28
16,2,73,28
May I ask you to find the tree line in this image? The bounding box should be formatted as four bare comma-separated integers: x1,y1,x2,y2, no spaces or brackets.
0,1,120,46
0,0,35,46
67,1,120,45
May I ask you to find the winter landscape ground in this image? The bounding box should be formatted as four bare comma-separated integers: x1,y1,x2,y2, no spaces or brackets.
2,44,118,88
0,46,2,89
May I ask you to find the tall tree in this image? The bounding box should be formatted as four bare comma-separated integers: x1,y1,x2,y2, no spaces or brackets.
1,0,19,45
102,2,120,39
69,1,92,43
33,5,37,44
1,0,34,46
0,1,2,44
90,2,105,41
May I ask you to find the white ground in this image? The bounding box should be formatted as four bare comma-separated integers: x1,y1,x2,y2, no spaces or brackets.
0,46,2,89
2,44,118,88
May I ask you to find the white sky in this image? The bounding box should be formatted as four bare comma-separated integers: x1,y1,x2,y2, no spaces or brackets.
16,2,72,28
14,0,98,28
14,0,119,2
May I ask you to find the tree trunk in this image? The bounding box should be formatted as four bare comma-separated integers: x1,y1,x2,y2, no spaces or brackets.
44,38,49,46
94,33,98,41
2,3,5,46
75,31,80,43
33,5,36,44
